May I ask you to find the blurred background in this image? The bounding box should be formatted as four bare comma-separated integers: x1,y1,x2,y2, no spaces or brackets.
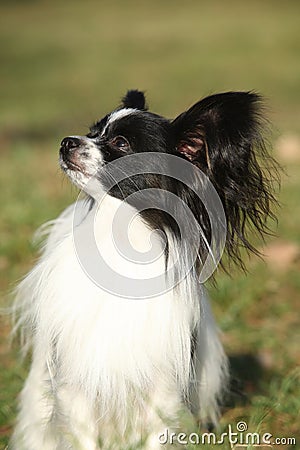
0,0,299,448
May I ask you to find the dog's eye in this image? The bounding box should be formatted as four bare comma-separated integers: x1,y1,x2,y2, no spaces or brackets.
110,136,130,151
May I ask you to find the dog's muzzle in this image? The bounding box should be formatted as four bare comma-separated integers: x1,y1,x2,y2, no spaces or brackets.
60,136,81,158
60,136,84,171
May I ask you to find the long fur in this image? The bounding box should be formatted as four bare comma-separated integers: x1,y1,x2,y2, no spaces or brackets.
11,90,278,450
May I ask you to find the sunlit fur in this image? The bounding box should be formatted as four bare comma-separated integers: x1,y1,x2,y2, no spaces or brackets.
11,90,278,449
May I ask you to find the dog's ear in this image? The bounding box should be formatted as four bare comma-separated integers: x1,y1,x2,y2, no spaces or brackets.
172,92,279,265
122,90,147,110
172,91,265,169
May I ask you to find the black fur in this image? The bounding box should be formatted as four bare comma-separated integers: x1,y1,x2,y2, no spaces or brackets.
62,89,279,273
113,91,278,270
122,89,147,110
172,91,280,267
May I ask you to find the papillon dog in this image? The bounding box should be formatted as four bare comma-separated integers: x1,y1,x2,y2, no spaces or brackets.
11,90,278,450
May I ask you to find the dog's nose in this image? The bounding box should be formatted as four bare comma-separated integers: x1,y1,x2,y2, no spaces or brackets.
60,137,81,154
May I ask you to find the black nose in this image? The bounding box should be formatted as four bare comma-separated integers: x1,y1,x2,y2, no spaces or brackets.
60,137,81,155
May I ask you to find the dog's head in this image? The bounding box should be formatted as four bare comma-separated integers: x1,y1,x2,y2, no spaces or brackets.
60,89,279,268
59,90,169,190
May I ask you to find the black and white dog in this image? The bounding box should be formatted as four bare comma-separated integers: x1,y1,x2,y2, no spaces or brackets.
12,90,277,449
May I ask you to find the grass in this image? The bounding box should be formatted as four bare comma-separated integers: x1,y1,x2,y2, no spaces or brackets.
0,0,300,448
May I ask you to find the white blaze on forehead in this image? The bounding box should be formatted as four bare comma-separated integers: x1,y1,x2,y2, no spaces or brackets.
101,108,137,136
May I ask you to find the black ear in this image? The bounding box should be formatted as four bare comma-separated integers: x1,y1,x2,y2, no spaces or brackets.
172,91,279,266
173,91,265,168
122,90,147,110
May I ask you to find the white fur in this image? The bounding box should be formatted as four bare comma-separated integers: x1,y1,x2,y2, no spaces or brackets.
11,196,228,450
60,136,104,192
103,108,136,135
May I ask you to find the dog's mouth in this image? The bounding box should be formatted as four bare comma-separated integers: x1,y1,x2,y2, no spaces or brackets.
59,136,87,174
59,136,104,193
60,153,83,172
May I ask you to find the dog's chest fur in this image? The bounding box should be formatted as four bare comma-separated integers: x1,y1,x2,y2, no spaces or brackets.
20,198,197,421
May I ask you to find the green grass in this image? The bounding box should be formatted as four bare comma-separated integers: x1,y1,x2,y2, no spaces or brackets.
1,0,300,448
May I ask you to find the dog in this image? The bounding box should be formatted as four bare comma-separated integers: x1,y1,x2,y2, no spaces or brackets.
11,90,278,449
